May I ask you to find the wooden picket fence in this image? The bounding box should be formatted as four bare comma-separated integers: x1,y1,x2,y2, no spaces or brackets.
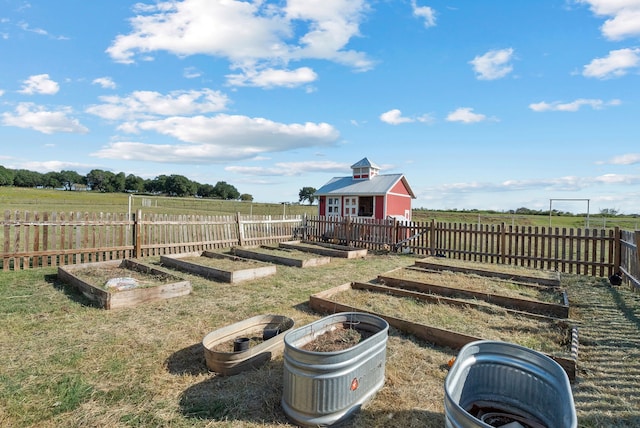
2,210,639,290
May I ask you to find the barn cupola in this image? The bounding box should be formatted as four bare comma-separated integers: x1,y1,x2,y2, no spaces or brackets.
351,157,380,180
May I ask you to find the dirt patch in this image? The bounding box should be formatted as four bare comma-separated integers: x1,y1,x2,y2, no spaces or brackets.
301,324,371,352
72,265,174,290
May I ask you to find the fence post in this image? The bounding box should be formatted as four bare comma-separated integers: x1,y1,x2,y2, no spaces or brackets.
134,209,142,259
236,212,245,247
430,219,436,256
500,222,506,265
613,227,621,275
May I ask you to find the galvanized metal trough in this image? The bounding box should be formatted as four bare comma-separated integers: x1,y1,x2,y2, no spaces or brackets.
444,340,577,428
282,312,389,427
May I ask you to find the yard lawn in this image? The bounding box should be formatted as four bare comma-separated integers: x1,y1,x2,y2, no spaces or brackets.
0,253,639,427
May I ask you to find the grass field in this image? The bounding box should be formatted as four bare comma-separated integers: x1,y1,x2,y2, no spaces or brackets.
1,252,640,427
2,187,639,230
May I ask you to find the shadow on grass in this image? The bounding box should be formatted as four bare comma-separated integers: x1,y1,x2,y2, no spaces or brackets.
179,361,288,424
44,273,101,308
570,279,640,427
165,342,209,376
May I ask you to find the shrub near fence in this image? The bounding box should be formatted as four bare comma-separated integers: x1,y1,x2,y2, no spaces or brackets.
1,211,639,291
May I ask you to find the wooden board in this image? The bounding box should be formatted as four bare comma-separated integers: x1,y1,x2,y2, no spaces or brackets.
414,259,561,287
378,269,569,318
279,240,367,259
232,246,331,268
57,259,191,309
309,282,578,380
160,251,276,283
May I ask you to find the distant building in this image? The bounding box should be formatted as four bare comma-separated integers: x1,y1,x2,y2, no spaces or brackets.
314,157,415,221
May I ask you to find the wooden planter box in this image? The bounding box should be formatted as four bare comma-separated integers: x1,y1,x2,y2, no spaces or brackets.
279,240,368,259
415,258,561,287
57,259,191,309
202,314,295,376
309,282,578,380
160,251,276,283
378,267,569,318
231,246,331,268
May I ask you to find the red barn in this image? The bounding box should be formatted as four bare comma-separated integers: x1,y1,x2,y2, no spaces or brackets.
314,158,415,221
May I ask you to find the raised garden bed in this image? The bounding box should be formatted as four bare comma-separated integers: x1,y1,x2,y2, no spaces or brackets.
415,257,561,287
279,240,368,259
231,245,331,268
282,312,388,427
309,282,578,380
57,259,191,309
160,251,276,283
379,267,569,318
202,314,294,376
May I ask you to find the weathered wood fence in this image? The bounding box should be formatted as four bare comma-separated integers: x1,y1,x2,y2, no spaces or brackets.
2,211,639,290
1,210,302,270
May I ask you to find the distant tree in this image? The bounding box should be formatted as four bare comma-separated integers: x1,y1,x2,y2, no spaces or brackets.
86,169,113,192
165,174,196,197
42,171,63,189
212,181,240,200
600,208,619,216
60,170,83,191
197,183,216,198
144,175,168,194
125,174,145,193
12,169,43,187
107,172,126,193
0,166,15,186
240,193,253,202
298,187,317,205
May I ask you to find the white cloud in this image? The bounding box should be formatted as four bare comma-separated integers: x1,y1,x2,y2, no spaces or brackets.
446,107,487,124
433,173,640,194
411,0,436,28
379,109,413,125
106,0,372,87
86,89,229,121
607,153,640,165
226,160,348,176
529,98,621,112
183,67,202,79
582,48,640,79
18,74,59,95
92,115,340,163
469,48,514,80
226,67,317,88
1,102,89,134
92,77,116,89
576,0,640,40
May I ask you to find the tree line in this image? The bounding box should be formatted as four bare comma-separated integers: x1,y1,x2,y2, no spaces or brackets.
0,165,252,200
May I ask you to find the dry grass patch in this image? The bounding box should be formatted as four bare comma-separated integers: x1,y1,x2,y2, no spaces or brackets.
382,267,562,303
330,288,570,356
2,254,640,427
418,257,559,281
72,264,175,290
177,253,269,271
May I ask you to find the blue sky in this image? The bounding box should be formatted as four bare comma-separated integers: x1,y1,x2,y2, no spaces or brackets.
1,0,640,214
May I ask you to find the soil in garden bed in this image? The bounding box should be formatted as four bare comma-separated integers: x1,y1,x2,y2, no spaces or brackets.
418,257,558,281
211,335,266,353
383,268,562,304
71,265,175,291
240,245,321,260
331,289,570,356
301,324,373,352
177,254,269,270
